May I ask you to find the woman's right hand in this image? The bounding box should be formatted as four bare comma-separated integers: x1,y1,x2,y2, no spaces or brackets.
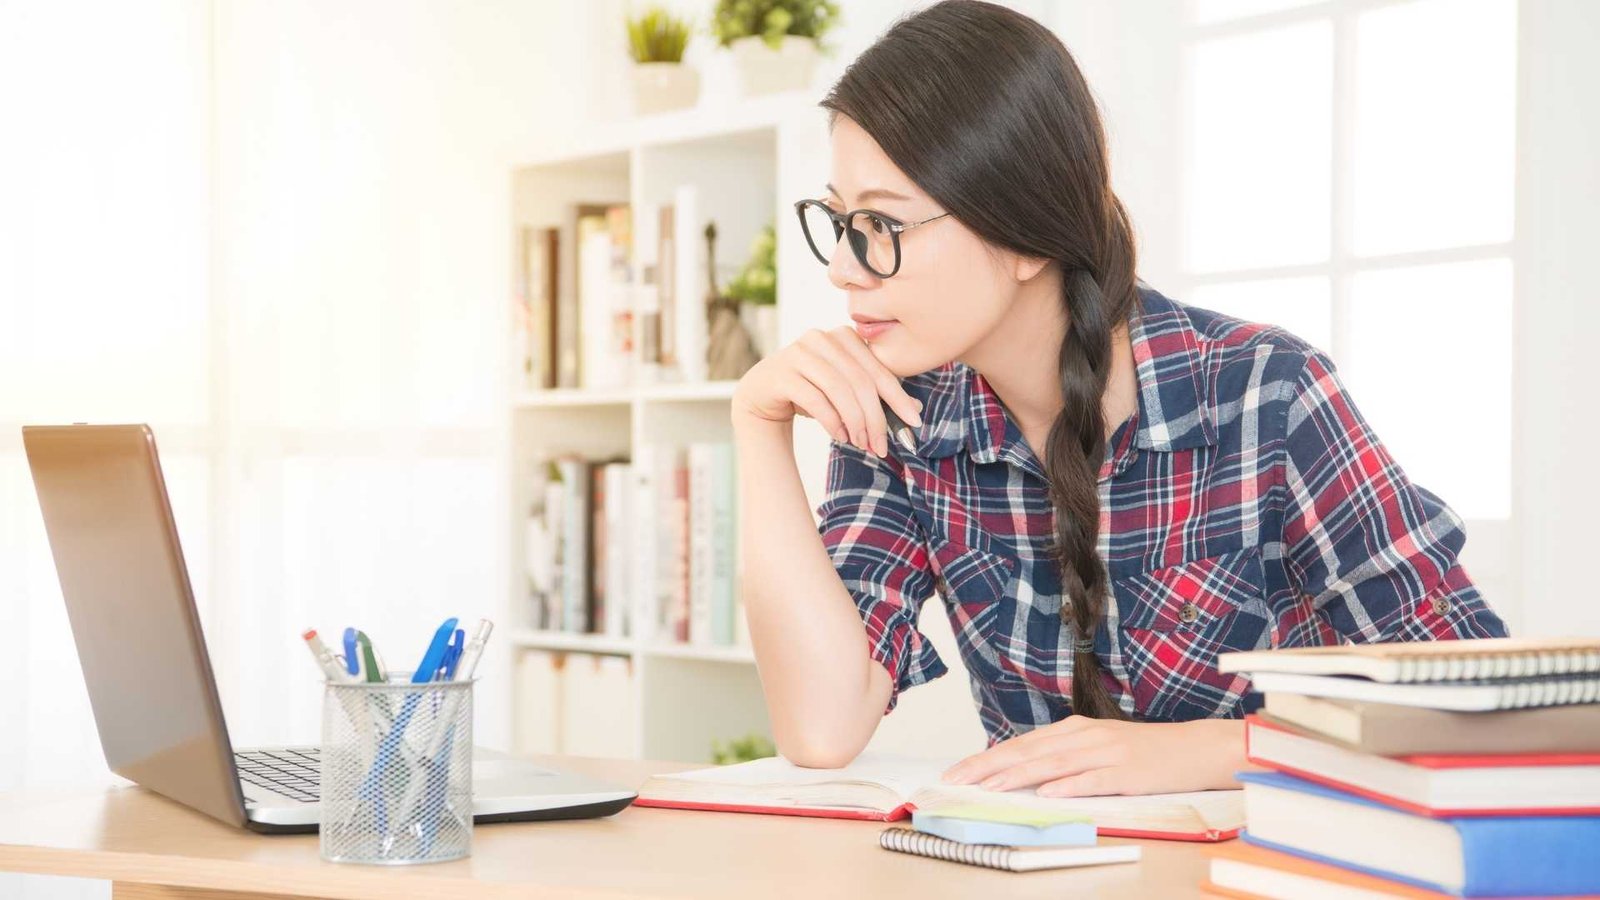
731,326,925,459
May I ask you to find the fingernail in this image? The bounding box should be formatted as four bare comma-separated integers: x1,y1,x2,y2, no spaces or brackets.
907,410,924,428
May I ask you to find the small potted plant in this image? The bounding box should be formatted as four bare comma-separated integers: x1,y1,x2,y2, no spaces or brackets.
627,5,698,115
711,0,841,97
724,223,779,359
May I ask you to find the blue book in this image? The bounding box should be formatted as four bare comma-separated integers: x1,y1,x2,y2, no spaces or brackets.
1236,770,1600,897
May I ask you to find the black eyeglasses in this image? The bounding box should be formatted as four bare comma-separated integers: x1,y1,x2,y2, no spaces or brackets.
793,198,951,279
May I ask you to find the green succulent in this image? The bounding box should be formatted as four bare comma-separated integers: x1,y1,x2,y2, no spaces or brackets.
627,5,693,63
723,223,777,306
711,732,778,765
711,0,841,54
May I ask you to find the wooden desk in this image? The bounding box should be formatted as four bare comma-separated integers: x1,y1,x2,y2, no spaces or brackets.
0,755,1215,899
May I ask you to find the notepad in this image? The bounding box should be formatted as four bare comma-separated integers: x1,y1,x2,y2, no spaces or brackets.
634,752,1244,841
878,827,1140,872
1217,637,1600,684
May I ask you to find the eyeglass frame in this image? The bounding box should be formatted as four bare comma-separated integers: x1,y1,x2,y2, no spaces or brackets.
793,198,951,278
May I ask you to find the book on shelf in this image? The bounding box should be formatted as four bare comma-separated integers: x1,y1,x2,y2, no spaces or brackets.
634,752,1245,841
1235,770,1600,898
671,184,706,383
515,225,559,391
687,442,736,646
576,205,634,390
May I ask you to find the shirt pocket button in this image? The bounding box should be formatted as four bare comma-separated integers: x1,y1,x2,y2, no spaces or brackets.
1432,596,1452,616
1178,602,1200,624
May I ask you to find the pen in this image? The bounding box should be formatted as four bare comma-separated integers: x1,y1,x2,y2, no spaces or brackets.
355,630,386,683
393,619,494,841
302,629,356,682
883,401,918,455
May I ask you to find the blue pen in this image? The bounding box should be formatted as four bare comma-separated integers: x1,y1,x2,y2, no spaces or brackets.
342,627,361,678
358,616,460,843
411,617,458,684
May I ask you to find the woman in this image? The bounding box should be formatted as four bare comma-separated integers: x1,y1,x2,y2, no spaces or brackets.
731,0,1507,797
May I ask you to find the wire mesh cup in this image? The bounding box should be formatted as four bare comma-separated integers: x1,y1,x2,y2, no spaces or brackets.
319,675,474,864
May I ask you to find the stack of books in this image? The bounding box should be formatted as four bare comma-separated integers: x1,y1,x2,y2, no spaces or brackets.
1208,638,1600,898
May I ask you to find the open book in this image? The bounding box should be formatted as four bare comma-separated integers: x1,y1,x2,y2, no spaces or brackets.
635,752,1244,842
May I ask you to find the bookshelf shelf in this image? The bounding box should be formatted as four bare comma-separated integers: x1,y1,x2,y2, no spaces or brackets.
642,643,758,665
506,93,835,764
514,379,740,410
507,629,635,657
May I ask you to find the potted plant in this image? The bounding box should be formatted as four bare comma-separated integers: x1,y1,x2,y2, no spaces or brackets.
724,223,779,359
627,5,699,115
711,0,841,97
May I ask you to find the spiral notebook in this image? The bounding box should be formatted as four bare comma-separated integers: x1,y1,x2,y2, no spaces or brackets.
1216,637,1600,683
878,827,1141,872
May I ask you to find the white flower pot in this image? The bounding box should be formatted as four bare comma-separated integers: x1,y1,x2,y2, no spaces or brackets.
729,35,819,97
631,61,700,115
740,303,780,359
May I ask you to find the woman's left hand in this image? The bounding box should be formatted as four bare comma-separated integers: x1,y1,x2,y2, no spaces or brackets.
939,716,1248,797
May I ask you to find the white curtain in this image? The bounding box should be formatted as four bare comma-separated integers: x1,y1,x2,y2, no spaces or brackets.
0,2,573,895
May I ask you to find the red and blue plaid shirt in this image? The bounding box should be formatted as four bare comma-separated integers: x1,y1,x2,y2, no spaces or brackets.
816,284,1507,744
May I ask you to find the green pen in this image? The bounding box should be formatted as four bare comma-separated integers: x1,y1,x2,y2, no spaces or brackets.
355,631,386,683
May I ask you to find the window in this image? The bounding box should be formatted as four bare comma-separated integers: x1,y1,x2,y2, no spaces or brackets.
1177,0,1516,527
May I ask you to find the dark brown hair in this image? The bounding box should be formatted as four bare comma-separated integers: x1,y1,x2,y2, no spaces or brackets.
820,0,1139,718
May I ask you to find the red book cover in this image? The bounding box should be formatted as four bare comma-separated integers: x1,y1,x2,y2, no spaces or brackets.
1245,714,1600,818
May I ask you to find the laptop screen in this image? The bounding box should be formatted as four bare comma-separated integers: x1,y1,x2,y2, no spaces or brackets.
22,424,246,828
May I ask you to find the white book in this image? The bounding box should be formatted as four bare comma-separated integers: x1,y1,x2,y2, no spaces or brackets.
709,442,735,646
603,462,631,638
580,225,623,389
558,458,590,634
671,184,705,383
630,446,658,642
687,443,714,645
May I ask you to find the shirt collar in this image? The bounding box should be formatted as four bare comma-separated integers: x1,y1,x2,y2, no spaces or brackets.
916,284,1218,466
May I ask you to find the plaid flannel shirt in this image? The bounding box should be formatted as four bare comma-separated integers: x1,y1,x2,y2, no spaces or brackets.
815,284,1507,744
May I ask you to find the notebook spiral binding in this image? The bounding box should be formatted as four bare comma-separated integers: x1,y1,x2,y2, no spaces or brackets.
1393,648,1600,683
879,827,1018,871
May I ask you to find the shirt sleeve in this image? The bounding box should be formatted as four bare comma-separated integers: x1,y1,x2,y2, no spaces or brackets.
815,439,947,713
1278,349,1509,644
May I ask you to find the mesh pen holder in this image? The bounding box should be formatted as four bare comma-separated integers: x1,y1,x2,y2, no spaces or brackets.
319,675,473,864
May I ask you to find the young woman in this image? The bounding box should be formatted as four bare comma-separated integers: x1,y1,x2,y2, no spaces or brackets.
731,0,1507,797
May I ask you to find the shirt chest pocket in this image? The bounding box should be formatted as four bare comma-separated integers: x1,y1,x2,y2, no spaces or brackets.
1110,545,1272,720
928,534,1034,684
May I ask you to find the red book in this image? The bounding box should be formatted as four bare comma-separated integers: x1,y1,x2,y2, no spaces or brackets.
1245,713,1600,817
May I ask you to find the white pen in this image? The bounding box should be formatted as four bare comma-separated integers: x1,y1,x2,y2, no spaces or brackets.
452,619,494,682
302,629,356,682
394,618,494,834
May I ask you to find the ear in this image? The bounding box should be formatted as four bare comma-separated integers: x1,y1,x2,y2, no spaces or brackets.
1012,253,1053,284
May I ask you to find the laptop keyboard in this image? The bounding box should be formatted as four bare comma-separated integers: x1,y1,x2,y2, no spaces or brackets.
235,748,320,803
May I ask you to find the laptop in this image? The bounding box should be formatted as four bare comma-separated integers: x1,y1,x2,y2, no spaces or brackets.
22,423,636,833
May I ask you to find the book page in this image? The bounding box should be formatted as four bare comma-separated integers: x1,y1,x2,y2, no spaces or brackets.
655,751,957,801
909,782,1245,835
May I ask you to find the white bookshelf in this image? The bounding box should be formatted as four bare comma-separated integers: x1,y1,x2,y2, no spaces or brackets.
505,93,837,763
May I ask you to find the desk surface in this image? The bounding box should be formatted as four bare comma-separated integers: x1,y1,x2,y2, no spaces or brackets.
0,755,1216,899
